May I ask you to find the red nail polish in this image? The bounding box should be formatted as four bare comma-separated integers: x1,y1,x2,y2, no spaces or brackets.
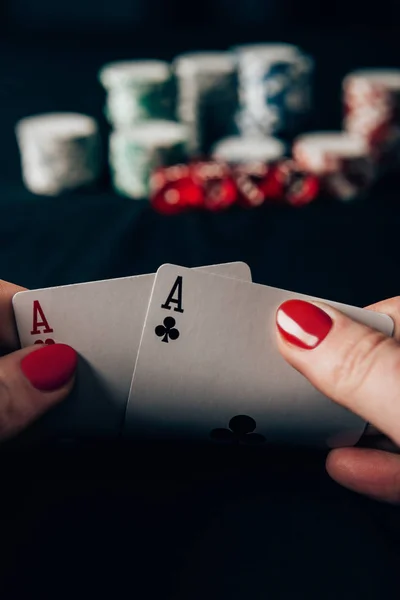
21,344,78,392
276,299,333,349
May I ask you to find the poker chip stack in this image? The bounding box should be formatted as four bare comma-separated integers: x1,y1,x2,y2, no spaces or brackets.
293,132,375,201
99,60,190,200
173,52,239,155
109,120,189,199
343,69,400,168
15,113,101,196
98,60,176,129
234,43,313,139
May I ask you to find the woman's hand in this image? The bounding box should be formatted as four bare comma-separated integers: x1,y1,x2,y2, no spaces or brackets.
0,279,77,441
276,296,400,504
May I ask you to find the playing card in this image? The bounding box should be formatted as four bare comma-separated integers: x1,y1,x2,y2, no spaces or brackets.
124,264,394,447
12,262,251,439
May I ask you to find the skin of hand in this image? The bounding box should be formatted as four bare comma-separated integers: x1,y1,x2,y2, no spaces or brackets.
0,279,77,442
276,295,400,504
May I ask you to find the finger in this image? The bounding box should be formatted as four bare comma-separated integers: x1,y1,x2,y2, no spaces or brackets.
365,296,400,341
327,448,400,504
0,343,77,442
0,279,26,350
363,298,400,438
276,299,400,445
363,298,400,437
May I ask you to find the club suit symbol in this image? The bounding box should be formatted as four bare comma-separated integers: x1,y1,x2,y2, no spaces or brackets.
210,415,266,444
155,317,180,343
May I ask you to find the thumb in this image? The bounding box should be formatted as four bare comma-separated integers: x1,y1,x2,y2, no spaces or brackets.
276,299,400,446
0,343,77,442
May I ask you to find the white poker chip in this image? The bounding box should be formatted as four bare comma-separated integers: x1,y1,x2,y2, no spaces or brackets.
173,52,236,76
293,131,375,201
343,69,400,91
233,43,303,62
293,131,370,173
211,135,285,164
110,120,188,147
16,113,101,196
99,60,171,89
16,112,98,139
109,120,189,199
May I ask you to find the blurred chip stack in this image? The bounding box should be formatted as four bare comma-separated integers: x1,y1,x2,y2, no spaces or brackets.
16,113,101,196
234,43,313,139
293,132,375,201
98,60,176,128
173,52,239,155
99,60,190,199
110,121,189,199
343,69,400,169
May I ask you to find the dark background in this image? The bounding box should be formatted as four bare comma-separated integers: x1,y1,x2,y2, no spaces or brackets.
3,0,400,30
0,1,400,599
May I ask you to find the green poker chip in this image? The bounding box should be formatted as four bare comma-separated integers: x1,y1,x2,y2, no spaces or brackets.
99,60,177,128
109,120,189,199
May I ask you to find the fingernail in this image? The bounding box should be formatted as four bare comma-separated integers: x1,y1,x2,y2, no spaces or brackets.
276,299,333,349
21,344,78,391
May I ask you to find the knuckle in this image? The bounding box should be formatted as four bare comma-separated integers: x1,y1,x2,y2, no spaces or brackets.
389,431,400,452
388,295,400,313
330,330,390,400
0,364,41,441
388,468,400,504
390,298,400,341
0,375,19,440
369,296,400,342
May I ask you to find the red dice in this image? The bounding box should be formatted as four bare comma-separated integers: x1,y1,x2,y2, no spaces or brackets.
232,162,270,208
150,165,203,214
190,161,238,211
150,159,320,214
272,160,320,207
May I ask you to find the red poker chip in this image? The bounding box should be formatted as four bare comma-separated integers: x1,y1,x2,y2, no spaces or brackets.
367,121,393,149
343,76,400,158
